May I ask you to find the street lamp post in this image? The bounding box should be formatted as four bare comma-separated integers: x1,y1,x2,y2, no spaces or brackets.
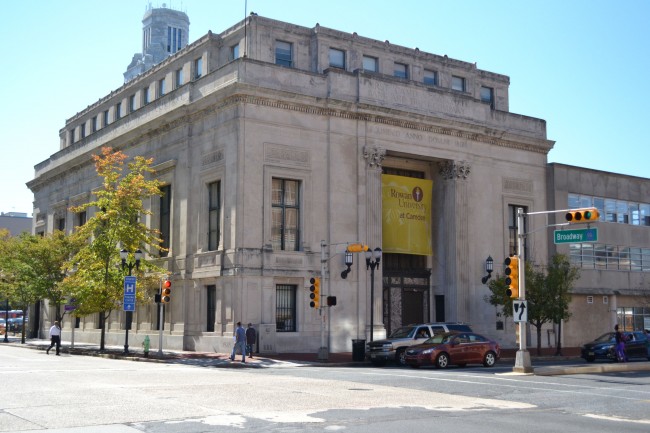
120,248,142,355
3,299,8,343
365,247,382,342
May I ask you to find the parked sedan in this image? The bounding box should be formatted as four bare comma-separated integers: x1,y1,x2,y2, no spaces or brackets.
581,331,650,362
405,332,500,368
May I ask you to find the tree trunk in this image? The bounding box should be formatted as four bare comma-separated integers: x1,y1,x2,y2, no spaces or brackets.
99,311,106,351
536,321,543,356
554,320,563,356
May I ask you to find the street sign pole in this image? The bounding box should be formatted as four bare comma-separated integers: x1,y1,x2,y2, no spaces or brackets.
514,207,533,373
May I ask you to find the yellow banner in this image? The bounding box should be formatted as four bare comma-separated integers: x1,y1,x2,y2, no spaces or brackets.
382,175,432,256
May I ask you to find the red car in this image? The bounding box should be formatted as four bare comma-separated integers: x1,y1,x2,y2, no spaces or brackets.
404,332,500,368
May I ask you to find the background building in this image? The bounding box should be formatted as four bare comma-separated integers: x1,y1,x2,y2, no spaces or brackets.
0,212,32,236
29,13,648,355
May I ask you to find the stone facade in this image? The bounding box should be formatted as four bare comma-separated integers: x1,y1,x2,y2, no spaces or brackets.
29,15,558,354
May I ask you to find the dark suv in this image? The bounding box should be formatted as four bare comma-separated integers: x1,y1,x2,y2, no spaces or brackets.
367,322,472,366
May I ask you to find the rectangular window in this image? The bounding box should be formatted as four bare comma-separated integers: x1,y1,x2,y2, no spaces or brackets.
208,181,221,251
103,110,109,127
630,203,640,226
206,285,216,332
57,217,65,231
143,87,150,105
605,198,616,222
115,102,122,120
69,129,75,144
158,78,166,97
423,69,437,86
91,116,98,133
276,284,297,332
480,86,494,108
231,44,239,60
616,200,629,224
129,94,136,112
159,185,171,257
394,62,408,79
80,123,86,139
508,205,528,258
641,204,650,226
272,178,300,251
362,55,378,72
452,75,466,91
175,68,183,88
76,211,86,227
194,57,203,79
329,48,345,69
275,40,293,67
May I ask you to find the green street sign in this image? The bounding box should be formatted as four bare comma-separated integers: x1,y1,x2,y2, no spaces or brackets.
554,228,598,244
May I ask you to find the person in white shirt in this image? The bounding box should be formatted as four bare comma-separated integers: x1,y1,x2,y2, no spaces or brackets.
47,321,61,355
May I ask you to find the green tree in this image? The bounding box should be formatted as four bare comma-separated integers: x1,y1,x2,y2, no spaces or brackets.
62,147,166,351
484,254,579,355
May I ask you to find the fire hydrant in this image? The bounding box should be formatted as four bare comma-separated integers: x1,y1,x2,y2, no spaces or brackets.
142,335,150,357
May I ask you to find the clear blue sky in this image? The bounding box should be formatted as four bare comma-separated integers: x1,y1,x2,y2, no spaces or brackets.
1,0,648,215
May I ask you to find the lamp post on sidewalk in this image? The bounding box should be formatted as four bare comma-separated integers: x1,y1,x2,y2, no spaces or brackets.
120,248,142,355
365,247,382,342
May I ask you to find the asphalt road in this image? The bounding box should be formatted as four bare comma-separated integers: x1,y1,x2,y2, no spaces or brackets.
2,344,650,433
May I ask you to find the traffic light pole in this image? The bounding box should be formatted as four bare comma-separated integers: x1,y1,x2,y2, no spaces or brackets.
317,240,328,361
513,207,533,373
157,278,163,356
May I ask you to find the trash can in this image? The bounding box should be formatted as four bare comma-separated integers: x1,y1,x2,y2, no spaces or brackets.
352,339,366,362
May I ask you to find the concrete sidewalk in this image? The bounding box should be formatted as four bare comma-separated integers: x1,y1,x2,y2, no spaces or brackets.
4,336,650,375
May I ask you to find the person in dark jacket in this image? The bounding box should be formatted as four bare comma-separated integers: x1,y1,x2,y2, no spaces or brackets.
230,322,246,362
245,323,257,358
614,324,627,362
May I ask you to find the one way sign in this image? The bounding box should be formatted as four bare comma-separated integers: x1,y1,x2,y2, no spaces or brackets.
512,300,528,323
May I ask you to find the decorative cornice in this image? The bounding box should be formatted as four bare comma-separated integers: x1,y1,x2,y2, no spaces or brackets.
438,160,471,180
363,145,386,168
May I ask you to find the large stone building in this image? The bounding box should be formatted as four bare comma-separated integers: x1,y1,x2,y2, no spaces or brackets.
27,14,648,355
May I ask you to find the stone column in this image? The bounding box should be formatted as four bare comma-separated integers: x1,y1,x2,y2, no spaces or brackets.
362,145,385,339
438,160,471,322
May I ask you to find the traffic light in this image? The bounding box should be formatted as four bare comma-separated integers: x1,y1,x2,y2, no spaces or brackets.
309,277,320,308
161,279,172,304
504,255,519,299
566,207,599,224
346,243,368,253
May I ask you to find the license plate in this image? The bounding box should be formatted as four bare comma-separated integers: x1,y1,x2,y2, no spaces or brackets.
588,351,594,356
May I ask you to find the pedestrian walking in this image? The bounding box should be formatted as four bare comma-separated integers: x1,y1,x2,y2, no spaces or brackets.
47,321,61,356
245,323,257,358
230,321,246,362
614,324,626,362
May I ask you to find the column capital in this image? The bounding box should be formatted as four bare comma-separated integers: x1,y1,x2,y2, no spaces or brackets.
438,160,471,180
363,146,386,169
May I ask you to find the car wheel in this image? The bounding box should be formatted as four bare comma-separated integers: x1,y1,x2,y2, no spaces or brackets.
483,351,497,367
435,353,449,369
396,348,407,366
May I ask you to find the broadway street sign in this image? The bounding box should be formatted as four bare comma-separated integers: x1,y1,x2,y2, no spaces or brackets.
553,228,598,244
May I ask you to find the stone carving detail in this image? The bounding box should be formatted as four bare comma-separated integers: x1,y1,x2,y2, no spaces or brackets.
438,160,471,180
363,146,386,168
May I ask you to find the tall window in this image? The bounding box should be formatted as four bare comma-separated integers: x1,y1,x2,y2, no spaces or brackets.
231,44,239,60
91,116,98,133
480,86,494,108
423,69,437,86
394,62,408,79
175,68,183,88
272,178,300,251
194,57,203,79
167,26,182,53
363,55,378,72
329,48,345,69
208,181,221,251
206,285,216,332
80,123,86,139
159,185,171,256
103,109,109,126
452,75,466,92
69,129,75,144
508,204,528,258
158,78,166,97
143,87,150,105
115,102,122,119
57,217,65,231
275,40,292,67
76,211,86,227
129,94,136,112
276,284,296,332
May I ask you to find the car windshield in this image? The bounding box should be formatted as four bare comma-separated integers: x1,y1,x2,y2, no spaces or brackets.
424,334,454,345
389,326,417,338
593,333,615,343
